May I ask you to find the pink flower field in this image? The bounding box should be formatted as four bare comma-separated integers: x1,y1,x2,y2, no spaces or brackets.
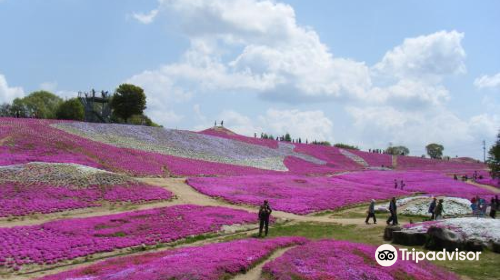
262,239,459,280
0,182,172,217
336,170,494,199
36,237,307,280
0,162,173,217
187,175,409,214
0,205,257,270
188,171,494,215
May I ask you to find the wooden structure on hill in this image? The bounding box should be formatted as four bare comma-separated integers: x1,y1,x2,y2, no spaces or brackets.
78,89,111,123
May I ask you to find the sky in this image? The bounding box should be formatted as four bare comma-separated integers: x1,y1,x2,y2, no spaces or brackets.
1,0,499,159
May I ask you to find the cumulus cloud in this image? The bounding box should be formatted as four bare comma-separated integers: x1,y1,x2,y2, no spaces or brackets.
131,0,373,103
0,74,24,103
373,30,466,83
474,73,500,90
131,0,466,110
346,105,498,156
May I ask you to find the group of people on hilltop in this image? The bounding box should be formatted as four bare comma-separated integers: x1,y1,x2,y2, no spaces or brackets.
471,195,499,219
368,149,386,154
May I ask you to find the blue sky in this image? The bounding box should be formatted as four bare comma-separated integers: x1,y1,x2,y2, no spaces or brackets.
1,0,499,159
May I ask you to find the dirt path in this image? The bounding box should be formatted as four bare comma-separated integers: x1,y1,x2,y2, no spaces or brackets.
465,180,500,194
0,177,387,228
140,178,383,226
231,246,295,280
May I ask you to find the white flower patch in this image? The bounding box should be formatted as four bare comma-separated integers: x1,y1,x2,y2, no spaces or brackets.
404,217,500,244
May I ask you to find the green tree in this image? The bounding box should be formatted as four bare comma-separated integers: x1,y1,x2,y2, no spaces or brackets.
386,146,410,156
110,84,147,123
12,91,62,119
426,143,444,159
284,133,292,142
56,98,84,121
488,131,500,180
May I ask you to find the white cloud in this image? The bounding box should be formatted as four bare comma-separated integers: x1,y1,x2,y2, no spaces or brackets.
346,106,498,157
373,30,466,83
259,109,334,141
474,73,500,90
132,9,158,24
131,0,372,103
0,74,24,103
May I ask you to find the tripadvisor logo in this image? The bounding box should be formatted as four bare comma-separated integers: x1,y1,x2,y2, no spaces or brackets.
375,244,481,266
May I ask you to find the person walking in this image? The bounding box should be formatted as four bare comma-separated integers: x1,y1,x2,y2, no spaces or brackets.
435,199,444,220
365,199,377,224
428,197,437,220
258,200,272,237
386,197,398,225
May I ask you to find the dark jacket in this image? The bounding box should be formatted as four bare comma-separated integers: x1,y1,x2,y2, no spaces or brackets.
389,200,397,213
259,205,272,220
428,200,436,213
435,202,443,216
368,201,375,213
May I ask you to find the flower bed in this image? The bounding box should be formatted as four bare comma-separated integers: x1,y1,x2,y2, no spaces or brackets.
36,237,307,280
188,175,409,215
336,171,494,200
0,205,257,270
293,143,362,171
397,196,472,217
262,239,459,280
0,163,172,217
349,150,393,168
396,155,485,172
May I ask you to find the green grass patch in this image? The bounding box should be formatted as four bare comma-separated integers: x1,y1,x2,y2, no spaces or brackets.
433,250,500,280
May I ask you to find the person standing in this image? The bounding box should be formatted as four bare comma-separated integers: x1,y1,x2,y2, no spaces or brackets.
394,179,398,189
386,197,398,225
365,199,377,224
428,197,437,220
258,200,272,237
490,197,497,219
435,199,444,220
400,180,405,190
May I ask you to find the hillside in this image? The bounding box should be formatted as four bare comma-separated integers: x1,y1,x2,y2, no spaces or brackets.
0,118,487,177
